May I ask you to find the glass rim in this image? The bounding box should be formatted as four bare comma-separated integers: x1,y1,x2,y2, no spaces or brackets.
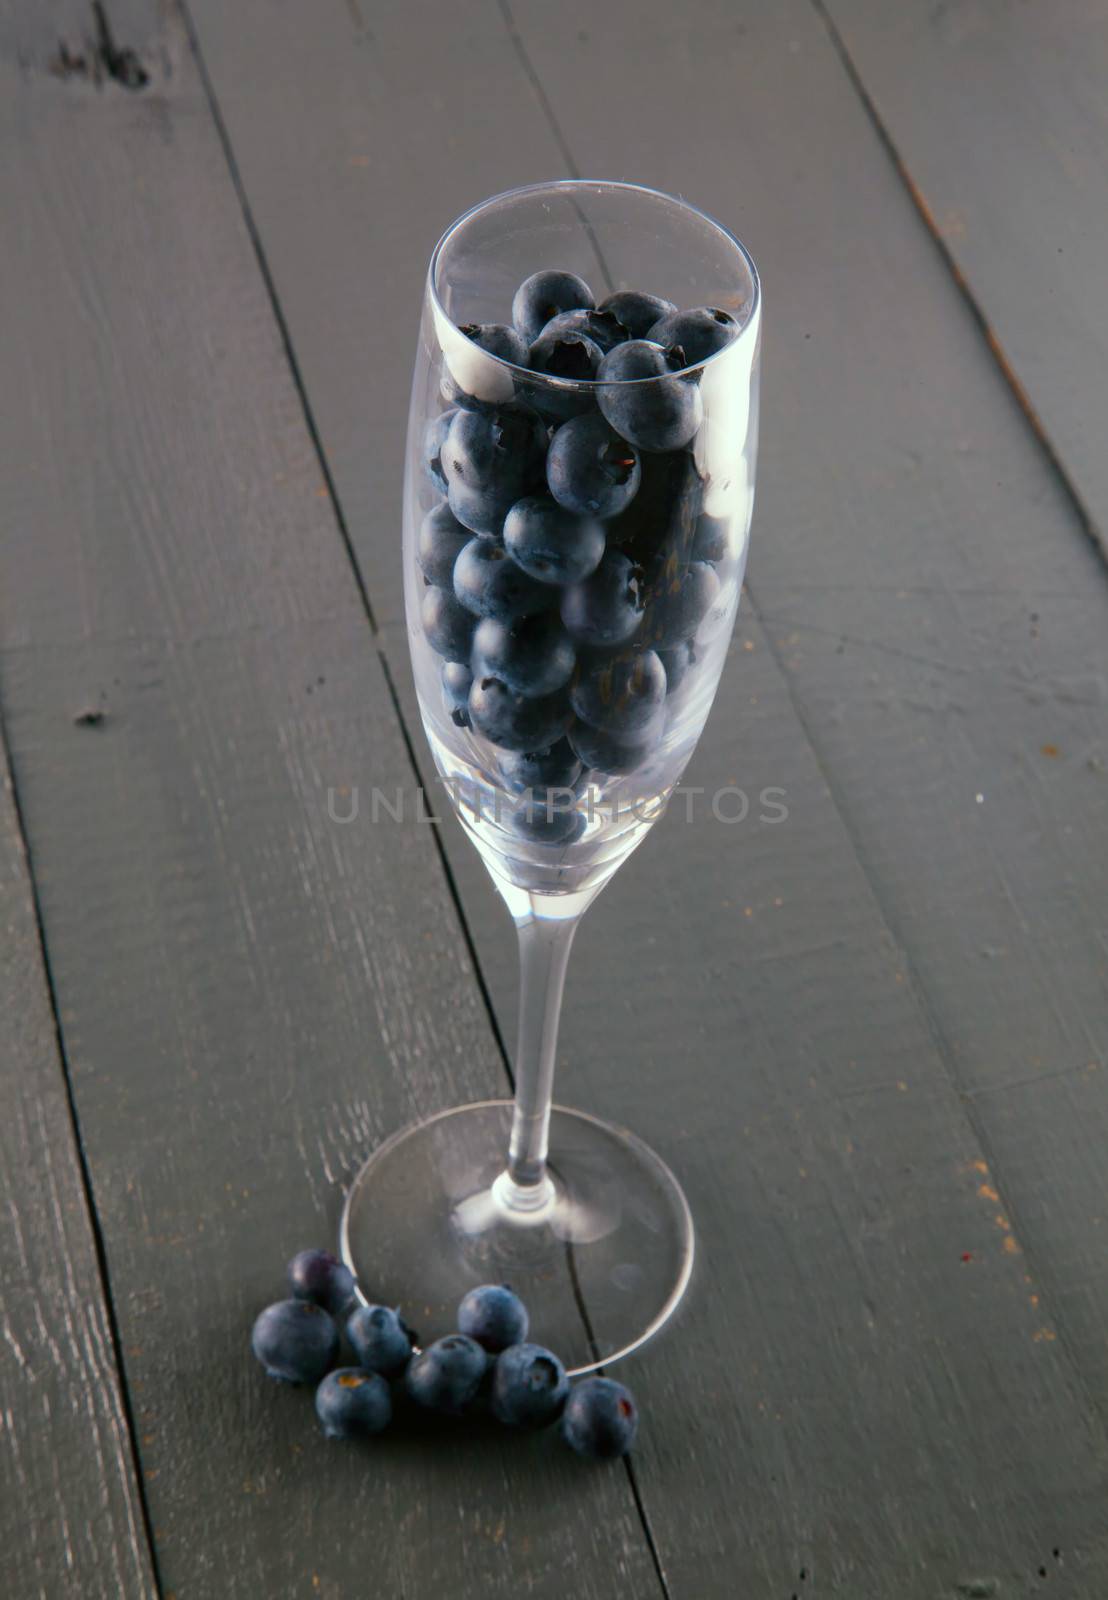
428,178,761,393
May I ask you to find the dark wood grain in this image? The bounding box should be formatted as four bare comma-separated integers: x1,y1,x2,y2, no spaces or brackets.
0,3,658,1595
821,0,1108,555
0,738,157,1600
184,0,1108,1592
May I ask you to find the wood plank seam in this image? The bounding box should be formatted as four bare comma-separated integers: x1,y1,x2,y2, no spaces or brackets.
808,0,1108,570
0,700,164,1599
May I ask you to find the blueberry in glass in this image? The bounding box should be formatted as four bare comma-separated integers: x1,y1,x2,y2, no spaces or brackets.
417,500,470,588
468,676,572,753
598,289,676,340
454,537,557,622
560,550,646,648
420,583,476,662
547,413,642,519
443,405,547,535
646,304,741,365
473,611,577,698
512,268,595,344
596,340,702,453
504,495,606,588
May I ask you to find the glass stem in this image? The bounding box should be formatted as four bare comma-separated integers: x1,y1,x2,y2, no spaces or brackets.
497,895,583,1210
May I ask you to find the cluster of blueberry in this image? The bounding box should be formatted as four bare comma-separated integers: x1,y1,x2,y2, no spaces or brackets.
250,1248,639,1461
418,269,746,841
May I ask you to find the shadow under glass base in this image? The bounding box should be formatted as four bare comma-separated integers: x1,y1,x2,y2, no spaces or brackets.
340,1100,694,1376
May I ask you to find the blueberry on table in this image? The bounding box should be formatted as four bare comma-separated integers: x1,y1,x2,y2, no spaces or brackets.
643,559,721,649
646,305,741,366
421,583,476,663
570,648,667,735
457,1284,530,1353
560,550,646,648
286,1248,357,1316
423,407,458,492
539,307,628,354
468,676,572,753
597,340,703,453
473,611,576,698
497,737,584,794
504,495,606,588
417,501,471,588
561,1376,639,1459
547,413,641,519
346,1304,417,1378
598,289,677,341
491,1343,570,1429
251,1299,339,1385
441,323,530,409
315,1368,393,1439
441,661,474,727
443,406,548,535
405,1334,488,1416
658,639,697,695
454,538,556,622
691,510,729,564
512,268,595,345
568,711,663,776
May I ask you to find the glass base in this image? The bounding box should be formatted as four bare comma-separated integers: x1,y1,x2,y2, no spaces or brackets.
340,1100,694,1375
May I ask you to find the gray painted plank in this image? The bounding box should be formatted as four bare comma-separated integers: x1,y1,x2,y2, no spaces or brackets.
821,0,1108,554
0,743,156,1600
0,3,657,1596
184,0,1108,1592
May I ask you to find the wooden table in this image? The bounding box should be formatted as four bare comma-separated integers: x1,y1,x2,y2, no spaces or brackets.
3,2,1107,1595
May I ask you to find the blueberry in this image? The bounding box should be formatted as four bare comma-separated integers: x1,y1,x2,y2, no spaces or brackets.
570,648,666,735
441,661,473,727
473,611,575,698
561,1376,639,1459
417,501,471,588
423,408,458,492
526,328,604,423
547,414,641,520
406,1334,487,1416
597,341,703,453
568,711,663,775
643,560,721,649
421,583,476,662
691,511,729,564
286,1248,357,1316
598,289,677,341
346,1304,417,1378
539,307,628,354
443,406,548,535
659,639,697,695
512,269,595,345
508,797,586,845
457,1284,530,1353
251,1299,339,1385
442,324,530,409
609,448,704,572
454,539,556,622
646,306,741,366
490,1343,569,1429
315,1368,392,1439
560,550,645,647
497,738,584,794
504,495,606,588
468,677,572,753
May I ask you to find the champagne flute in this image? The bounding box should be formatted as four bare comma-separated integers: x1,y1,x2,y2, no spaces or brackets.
342,181,760,1372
